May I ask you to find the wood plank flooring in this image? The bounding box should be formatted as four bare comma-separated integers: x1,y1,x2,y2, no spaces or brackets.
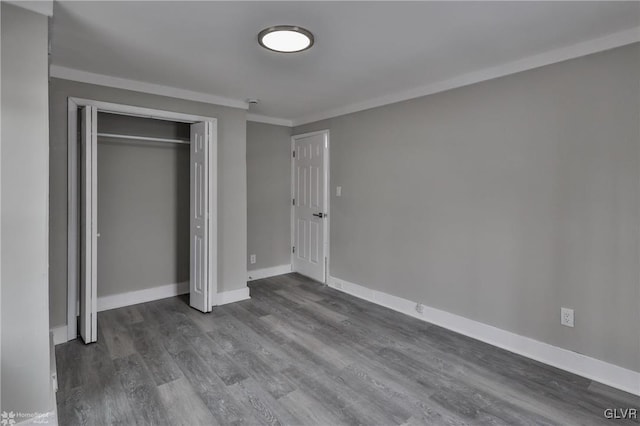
56,273,639,425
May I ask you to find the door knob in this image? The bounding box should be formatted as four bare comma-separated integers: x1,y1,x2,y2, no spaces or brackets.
312,212,324,218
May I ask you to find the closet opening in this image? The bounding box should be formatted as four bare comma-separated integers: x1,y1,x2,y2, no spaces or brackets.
67,98,218,344
96,111,191,316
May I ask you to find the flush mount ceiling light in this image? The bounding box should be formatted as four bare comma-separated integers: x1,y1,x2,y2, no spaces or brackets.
258,25,314,53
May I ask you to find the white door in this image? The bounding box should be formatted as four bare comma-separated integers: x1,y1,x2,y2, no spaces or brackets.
292,131,328,282
80,106,98,343
190,122,213,312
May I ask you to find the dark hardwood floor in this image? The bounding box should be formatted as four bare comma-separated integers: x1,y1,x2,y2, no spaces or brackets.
56,273,639,425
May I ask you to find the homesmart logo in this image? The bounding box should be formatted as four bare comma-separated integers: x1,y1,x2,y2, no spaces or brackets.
0,411,15,426
1,411,54,424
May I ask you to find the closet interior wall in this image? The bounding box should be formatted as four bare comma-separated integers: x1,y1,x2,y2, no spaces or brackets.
96,112,191,298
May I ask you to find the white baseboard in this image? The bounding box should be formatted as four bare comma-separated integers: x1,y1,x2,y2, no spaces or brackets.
217,287,251,305
49,333,58,392
51,325,69,346
98,281,189,312
96,282,251,312
16,334,59,425
247,264,292,281
52,283,190,344
53,283,251,345
327,275,640,396
49,332,59,425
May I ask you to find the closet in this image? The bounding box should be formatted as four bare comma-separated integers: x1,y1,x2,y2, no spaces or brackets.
69,99,217,344
97,113,190,308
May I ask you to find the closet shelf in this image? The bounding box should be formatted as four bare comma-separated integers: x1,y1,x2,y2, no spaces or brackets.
97,132,190,145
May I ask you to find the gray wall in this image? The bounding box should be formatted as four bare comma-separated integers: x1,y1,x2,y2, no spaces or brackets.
246,122,292,272
1,3,52,414
49,78,247,328
295,44,640,372
97,113,190,297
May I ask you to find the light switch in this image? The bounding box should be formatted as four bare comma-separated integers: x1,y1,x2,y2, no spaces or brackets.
336,186,342,197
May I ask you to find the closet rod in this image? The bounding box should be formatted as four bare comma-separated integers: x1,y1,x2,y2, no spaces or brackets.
97,132,190,145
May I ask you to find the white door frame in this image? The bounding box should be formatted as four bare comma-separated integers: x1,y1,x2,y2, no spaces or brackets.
290,130,330,283
66,97,218,342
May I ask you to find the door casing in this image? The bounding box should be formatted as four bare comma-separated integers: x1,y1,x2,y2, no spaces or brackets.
290,130,330,283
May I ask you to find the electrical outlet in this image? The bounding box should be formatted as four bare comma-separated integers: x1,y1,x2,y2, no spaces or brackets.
336,186,342,197
415,303,424,314
561,307,574,327
249,254,256,264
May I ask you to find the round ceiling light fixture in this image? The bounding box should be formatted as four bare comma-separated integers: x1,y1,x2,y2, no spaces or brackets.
258,25,314,53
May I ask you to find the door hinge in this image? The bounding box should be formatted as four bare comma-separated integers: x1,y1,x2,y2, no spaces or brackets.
292,151,296,158
292,246,295,254
292,198,295,206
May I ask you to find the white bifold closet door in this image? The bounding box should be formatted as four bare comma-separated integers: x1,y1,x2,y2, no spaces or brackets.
189,121,213,313
79,114,215,344
80,105,98,344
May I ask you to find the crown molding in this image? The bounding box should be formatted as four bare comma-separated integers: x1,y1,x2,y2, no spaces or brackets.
292,27,640,126
49,65,249,110
247,113,293,127
49,26,639,126
7,1,53,17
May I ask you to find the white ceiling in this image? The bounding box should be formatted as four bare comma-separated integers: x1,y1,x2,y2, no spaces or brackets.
51,1,640,124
